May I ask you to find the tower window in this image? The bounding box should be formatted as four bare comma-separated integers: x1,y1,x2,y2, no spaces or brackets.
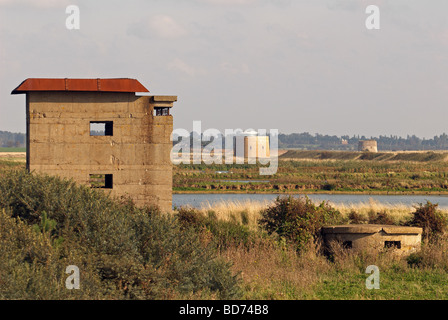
90,121,113,136
154,107,170,116
90,174,113,189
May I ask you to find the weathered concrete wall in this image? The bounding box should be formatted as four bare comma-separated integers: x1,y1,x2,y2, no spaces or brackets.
27,91,174,212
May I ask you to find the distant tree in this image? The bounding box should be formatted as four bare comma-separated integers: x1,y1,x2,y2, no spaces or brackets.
277,132,448,151
0,131,26,148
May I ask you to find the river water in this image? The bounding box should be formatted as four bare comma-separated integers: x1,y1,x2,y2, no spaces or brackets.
173,193,448,209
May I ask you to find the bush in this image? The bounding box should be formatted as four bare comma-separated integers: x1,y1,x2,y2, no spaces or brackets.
177,206,203,228
176,207,258,251
258,195,342,252
0,170,241,299
407,201,448,243
368,210,395,225
347,210,365,224
406,237,448,270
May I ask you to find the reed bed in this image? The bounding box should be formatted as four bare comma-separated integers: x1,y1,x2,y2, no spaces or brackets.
197,199,270,230
329,198,414,224
194,197,448,229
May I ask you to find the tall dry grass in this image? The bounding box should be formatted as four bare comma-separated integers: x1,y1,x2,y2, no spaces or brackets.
195,197,447,229
190,197,448,299
219,240,331,299
198,199,270,230
330,198,415,225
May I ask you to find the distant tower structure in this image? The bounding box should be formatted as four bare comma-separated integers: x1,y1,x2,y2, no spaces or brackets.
358,140,378,153
234,130,270,162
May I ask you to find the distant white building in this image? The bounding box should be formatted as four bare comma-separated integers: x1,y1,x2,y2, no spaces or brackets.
234,130,270,162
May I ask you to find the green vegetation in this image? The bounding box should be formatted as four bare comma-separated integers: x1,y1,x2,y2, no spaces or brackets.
0,170,240,299
259,196,341,252
3,150,448,194
179,197,448,300
406,202,448,243
281,150,448,162
278,132,448,151
174,152,448,194
2,155,448,299
0,159,24,169
0,147,26,152
0,169,448,299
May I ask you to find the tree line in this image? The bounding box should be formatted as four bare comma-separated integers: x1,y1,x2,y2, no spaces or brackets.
0,131,25,148
3,129,448,151
278,132,448,151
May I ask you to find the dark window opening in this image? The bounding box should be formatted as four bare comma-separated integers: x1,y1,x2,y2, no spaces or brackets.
384,241,401,249
154,107,170,116
343,241,353,249
90,121,113,136
90,174,113,189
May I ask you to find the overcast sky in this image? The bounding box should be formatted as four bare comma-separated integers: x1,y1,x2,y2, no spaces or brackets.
1,0,447,138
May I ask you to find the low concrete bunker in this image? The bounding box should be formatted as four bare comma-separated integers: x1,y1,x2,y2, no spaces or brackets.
321,224,423,254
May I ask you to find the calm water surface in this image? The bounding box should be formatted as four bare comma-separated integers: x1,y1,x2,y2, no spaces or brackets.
173,193,448,209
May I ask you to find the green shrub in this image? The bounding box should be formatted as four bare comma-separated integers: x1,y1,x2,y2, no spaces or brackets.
240,210,249,225
406,252,424,268
177,206,203,229
0,170,241,299
347,210,365,224
368,210,395,225
176,206,258,251
204,219,254,250
322,183,336,191
407,201,448,243
258,195,342,252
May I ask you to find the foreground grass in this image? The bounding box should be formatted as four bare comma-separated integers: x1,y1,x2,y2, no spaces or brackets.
2,165,448,299
185,198,448,300
219,240,448,300
0,170,240,300
315,269,448,300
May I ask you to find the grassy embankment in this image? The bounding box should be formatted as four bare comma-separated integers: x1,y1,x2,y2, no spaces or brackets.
174,150,448,194
0,147,26,153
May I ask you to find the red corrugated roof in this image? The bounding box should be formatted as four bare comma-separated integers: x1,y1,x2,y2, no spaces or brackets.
11,78,149,94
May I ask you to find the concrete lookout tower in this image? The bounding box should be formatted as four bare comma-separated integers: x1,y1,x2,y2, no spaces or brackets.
358,140,378,153
11,78,177,212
